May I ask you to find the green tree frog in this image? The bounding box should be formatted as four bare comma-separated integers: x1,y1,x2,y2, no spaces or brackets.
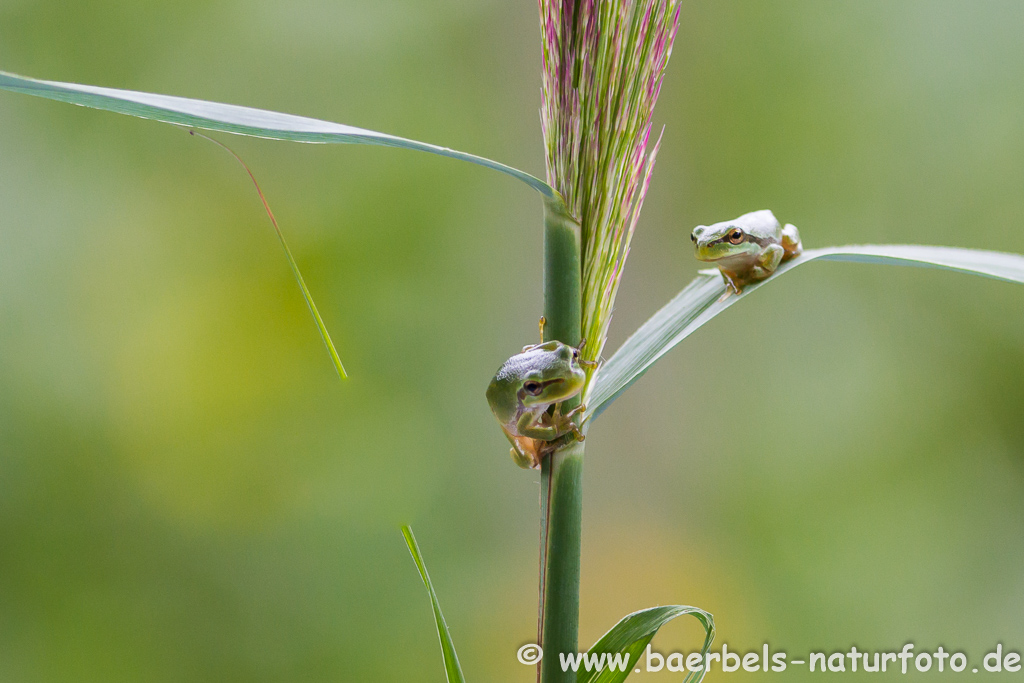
691,210,802,293
486,330,592,469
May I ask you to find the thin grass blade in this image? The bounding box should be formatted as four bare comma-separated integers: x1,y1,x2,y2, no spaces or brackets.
401,526,467,683
588,244,1024,421
190,130,346,379
577,605,715,683
0,70,556,199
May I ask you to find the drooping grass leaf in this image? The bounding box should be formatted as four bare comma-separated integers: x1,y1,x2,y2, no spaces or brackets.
190,130,346,379
588,245,1024,421
577,605,715,683
401,526,467,683
0,70,556,200
0,70,572,379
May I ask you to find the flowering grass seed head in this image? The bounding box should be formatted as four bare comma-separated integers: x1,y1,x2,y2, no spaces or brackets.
539,0,680,396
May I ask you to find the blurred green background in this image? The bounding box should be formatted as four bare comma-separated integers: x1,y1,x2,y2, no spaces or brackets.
1,1,1023,680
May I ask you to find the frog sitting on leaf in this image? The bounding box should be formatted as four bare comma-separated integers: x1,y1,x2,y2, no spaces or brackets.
486,319,596,469
692,209,802,293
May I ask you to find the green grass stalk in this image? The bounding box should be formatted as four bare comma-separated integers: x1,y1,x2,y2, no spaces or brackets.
539,197,584,683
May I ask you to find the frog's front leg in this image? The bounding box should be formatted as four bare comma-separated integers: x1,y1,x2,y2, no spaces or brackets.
516,404,584,443
718,269,744,295
516,410,565,442
552,401,586,442
748,243,785,281
560,402,586,420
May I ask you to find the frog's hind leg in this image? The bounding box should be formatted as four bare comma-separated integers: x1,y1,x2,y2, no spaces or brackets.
509,436,542,469
510,447,533,469
781,223,802,259
748,244,785,282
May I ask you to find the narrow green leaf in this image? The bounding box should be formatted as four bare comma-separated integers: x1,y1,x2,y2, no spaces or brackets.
588,245,1024,421
401,526,467,683
0,70,557,199
577,605,715,683
190,130,346,380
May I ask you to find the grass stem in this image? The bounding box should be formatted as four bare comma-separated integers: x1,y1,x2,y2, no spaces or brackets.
539,197,584,683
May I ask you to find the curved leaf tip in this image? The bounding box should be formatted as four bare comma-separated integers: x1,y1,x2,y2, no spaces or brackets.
577,605,715,683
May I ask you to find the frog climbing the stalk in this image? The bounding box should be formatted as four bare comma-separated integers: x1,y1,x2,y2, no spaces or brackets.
691,210,802,293
486,319,596,469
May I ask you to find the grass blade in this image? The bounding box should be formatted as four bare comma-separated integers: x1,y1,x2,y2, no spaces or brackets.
190,130,346,380
577,605,715,683
401,526,467,683
588,244,1024,421
0,70,556,200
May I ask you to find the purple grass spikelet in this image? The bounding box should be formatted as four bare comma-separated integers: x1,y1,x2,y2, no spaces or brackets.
539,0,682,395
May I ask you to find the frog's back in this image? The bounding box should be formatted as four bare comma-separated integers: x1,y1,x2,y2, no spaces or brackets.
731,209,782,241
493,353,531,385
493,346,565,383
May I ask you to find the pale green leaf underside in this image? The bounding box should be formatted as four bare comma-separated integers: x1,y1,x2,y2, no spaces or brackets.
401,526,467,683
578,605,715,683
0,70,556,199
588,245,1024,421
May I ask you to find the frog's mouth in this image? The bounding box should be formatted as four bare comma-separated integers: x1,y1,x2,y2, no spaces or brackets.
697,250,725,262
698,245,756,264
696,245,733,262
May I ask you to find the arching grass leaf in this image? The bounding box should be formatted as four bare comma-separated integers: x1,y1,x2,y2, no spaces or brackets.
0,71,577,379
401,526,467,683
577,605,715,683
0,70,556,200
588,245,1024,421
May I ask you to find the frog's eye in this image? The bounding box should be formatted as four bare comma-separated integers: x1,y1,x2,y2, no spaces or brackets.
727,229,744,245
690,233,697,243
524,381,544,396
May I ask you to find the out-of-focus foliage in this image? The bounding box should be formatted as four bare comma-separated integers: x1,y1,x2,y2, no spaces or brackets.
0,1,1022,682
